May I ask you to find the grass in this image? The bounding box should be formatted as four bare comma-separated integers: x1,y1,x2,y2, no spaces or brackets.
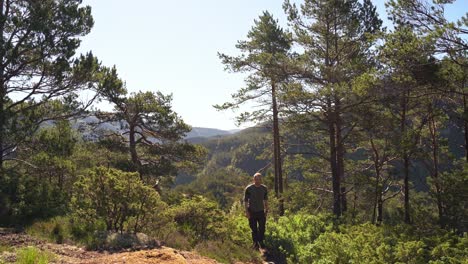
0,244,13,253
0,243,13,264
26,216,70,244
15,246,54,264
26,215,110,250
194,240,263,264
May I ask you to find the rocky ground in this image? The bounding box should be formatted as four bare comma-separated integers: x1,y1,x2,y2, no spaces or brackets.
0,228,267,264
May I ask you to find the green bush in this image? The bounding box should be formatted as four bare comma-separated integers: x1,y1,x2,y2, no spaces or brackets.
25,215,108,249
265,216,467,264
171,195,227,246
69,217,107,249
429,234,468,264
0,169,68,226
438,162,468,231
265,213,333,263
71,166,166,233
26,216,70,244
15,247,53,264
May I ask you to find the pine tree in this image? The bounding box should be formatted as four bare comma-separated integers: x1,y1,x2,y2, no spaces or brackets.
97,72,202,188
216,11,292,215
0,0,101,167
283,0,382,217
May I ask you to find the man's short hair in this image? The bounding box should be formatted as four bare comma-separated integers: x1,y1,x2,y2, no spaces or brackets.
253,172,262,178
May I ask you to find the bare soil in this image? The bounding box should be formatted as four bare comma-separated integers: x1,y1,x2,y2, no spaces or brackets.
0,228,224,263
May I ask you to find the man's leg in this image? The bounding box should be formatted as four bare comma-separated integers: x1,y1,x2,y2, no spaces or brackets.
248,214,259,248
258,211,266,248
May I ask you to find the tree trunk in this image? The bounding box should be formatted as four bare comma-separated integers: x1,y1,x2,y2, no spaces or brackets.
328,101,341,217
371,138,380,224
401,88,411,224
377,195,383,225
404,156,411,224
271,81,284,216
429,112,444,227
0,0,6,169
335,99,346,213
129,125,142,178
464,94,468,162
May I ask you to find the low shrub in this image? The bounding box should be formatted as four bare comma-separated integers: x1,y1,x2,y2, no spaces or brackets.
71,166,166,233
26,216,71,244
162,230,192,251
171,195,227,246
265,215,467,264
26,215,108,249
15,246,54,264
265,213,333,263
195,240,262,264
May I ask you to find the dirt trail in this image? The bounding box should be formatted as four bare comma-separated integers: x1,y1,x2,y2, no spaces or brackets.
0,229,224,264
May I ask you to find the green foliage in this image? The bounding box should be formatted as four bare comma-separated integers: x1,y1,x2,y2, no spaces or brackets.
0,121,80,225
0,0,100,166
0,169,66,225
266,216,467,264
265,213,333,263
0,2,467,264
439,161,468,231
25,215,107,249
282,155,332,215
177,167,249,210
97,87,198,183
15,247,54,264
179,204,264,263
198,127,270,177
171,195,226,246
26,216,70,244
195,240,262,264
71,166,166,233
216,10,291,124
68,218,107,249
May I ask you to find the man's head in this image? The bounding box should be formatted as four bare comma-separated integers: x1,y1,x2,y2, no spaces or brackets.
253,172,262,186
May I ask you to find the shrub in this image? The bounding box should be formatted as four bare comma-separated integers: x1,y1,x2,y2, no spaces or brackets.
308,224,395,264
26,216,70,244
171,195,227,246
265,213,333,263
71,166,166,233
265,217,468,264
15,247,54,264
195,240,262,264
161,230,192,250
438,162,468,231
26,215,108,249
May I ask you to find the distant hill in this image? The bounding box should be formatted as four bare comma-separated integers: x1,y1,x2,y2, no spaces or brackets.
185,127,239,139
60,116,243,142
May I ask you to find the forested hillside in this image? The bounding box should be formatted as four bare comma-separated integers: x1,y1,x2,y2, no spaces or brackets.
0,0,467,263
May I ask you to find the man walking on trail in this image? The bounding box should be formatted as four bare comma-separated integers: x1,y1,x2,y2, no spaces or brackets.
244,172,268,250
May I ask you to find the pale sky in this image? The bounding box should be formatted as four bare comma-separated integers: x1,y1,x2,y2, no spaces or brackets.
78,0,467,130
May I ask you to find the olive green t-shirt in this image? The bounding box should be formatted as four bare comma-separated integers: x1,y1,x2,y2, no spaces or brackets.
244,184,268,213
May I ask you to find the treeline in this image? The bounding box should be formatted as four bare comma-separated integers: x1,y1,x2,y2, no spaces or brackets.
215,0,467,231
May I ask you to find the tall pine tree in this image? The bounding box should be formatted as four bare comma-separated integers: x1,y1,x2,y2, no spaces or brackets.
283,0,382,217
216,11,292,215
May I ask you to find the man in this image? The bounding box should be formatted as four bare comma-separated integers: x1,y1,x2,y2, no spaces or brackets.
244,172,268,250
